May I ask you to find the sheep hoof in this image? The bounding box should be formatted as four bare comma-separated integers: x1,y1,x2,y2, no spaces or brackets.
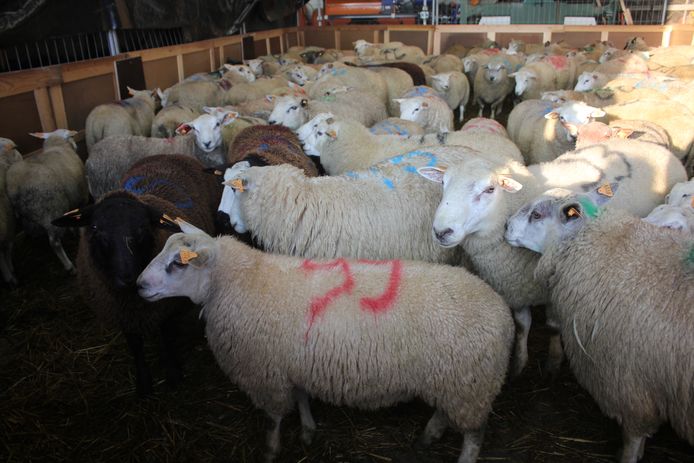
301,426,315,445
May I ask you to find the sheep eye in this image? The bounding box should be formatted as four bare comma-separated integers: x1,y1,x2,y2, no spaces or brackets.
288,106,297,113
91,224,98,231
215,122,221,127
414,107,420,112
484,186,495,194
530,210,542,221
317,131,323,136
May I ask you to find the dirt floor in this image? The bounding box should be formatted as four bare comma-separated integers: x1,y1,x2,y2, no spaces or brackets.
1,230,693,463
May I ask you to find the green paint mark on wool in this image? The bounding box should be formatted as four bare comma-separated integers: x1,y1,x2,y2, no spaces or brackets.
578,197,599,218
687,245,694,266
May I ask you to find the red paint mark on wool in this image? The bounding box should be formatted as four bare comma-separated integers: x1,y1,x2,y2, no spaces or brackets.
358,260,402,313
301,259,403,340
302,258,355,339
543,55,568,70
481,48,500,56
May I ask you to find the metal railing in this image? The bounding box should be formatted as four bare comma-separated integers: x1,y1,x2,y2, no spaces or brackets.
0,27,186,73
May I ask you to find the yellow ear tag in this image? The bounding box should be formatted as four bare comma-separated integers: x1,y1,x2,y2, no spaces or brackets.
230,178,246,192
213,170,223,176
567,207,581,218
597,184,613,197
179,248,198,265
691,196,694,208
160,213,179,227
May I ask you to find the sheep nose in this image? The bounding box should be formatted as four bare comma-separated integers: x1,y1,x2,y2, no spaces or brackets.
268,120,276,125
434,227,453,242
204,141,212,148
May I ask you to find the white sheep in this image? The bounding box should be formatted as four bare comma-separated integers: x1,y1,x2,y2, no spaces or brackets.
86,110,239,199
311,63,388,105
666,179,694,208
221,76,290,105
504,187,694,463
157,80,224,112
430,71,470,121
151,104,201,138
422,54,463,73
417,140,687,376
220,146,484,265
369,118,424,136
507,99,606,164
394,96,453,133
573,71,610,91
283,63,318,86
473,59,514,119
268,92,386,131
7,130,88,274
137,224,513,463
221,63,256,83
509,61,562,101
362,66,415,116
298,114,522,175
0,138,22,287
643,204,694,233
85,87,157,149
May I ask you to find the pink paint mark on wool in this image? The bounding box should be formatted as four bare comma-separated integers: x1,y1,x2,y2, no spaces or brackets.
543,55,568,70
462,118,505,136
481,48,500,56
358,260,402,313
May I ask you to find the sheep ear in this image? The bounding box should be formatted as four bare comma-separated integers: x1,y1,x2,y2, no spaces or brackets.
175,123,193,136
497,176,523,193
156,88,166,100
612,127,634,139
265,95,275,103
590,108,606,118
223,63,233,71
127,86,136,96
51,206,95,227
417,166,446,183
508,72,517,77
154,212,183,233
202,106,216,114
29,132,49,139
544,111,560,120
174,217,207,235
221,111,239,125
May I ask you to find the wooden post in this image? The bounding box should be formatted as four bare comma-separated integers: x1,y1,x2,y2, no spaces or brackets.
542,31,552,44
280,33,285,53
266,38,271,55
384,29,390,44
48,85,68,129
432,29,441,55
34,87,57,132
219,45,225,66
427,30,434,55
661,27,671,47
487,31,497,42
373,30,379,44
176,54,185,82
335,30,341,49
209,48,216,71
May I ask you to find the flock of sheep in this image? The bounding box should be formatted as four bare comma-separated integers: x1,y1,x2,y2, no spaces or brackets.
1,35,693,463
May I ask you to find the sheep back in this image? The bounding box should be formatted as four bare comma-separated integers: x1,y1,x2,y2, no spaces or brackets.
537,211,694,443
228,125,318,177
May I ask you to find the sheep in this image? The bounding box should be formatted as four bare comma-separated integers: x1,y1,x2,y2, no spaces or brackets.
85,87,157,149
221,76,290,105
574,71,611,91
52,154,222,396
267,92,387,131
601,99,694,162
137,222,513,463
0,138,22,287
473,59,514,119
395,95,453,133
219,146,489,266
443,43,468,58
544,86,670,109
430,71,470,122
226,124,318,177
460,117,508,138
359,62,426,86
369,118,425,136
462,53,493,87
643,204,694,233
86,110,239,199
666,179,694,208
507,99,606,164
151,104,201,138
504,187,694,462
314,48,342,64
157,80,224,112
358,65,415,116
509,61,562,101
311,63,388,104
7,130,88,274
298,114,523,176
594,53,649,75
221,64,257,83
400,85,442,99
575,120,671,150
422,54,463,73
417,140,687,376
283,63,318,86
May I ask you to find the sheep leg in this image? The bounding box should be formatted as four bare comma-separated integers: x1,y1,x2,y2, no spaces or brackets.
48,233,75,275
457,423,486,463
511,306,532,377
458,103,465,123
159,316,183,387
416,409,449,448
619,431,646,463
477,103,484,118
124,332,153,397
264,413,284,462
294,388,316,445
544,330,564,381
0,247,18,288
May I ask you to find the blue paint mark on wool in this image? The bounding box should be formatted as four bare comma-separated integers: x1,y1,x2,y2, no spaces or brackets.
343,150,438,190
259,143,270,151
122,176,194,209
330,68,348,77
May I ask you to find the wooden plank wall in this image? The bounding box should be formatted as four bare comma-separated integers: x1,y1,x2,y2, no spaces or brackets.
2,24,694,154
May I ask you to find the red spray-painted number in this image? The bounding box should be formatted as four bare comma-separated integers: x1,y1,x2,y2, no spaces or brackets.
301,259,403,339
